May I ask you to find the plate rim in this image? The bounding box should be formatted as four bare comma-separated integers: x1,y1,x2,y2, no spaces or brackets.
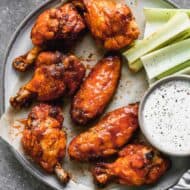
0,0,179,190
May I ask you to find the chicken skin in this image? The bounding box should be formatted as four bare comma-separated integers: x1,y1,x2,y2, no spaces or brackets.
69,104,139,161
70,55,121,125
13,3,86,72
92,144,170,186
22,103,70,183
10,51,85,109
73,0,139,50
31,3,85,46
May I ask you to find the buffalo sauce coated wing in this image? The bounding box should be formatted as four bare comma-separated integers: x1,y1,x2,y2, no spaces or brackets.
92,144,170,186
31,3,85,46
70,55,121,125
10,51,85,109
22,103,70,183
13,3,86,72
73,0,139,50
68,104,139,161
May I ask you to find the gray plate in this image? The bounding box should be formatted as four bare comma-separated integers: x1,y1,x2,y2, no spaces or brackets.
1,0,189,190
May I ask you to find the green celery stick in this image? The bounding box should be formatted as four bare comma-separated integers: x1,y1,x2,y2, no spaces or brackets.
123,12,190,72
141,39,190,81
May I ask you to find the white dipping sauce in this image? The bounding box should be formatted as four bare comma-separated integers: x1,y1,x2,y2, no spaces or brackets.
142,79,190,155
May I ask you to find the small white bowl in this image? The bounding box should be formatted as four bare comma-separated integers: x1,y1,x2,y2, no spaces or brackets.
139,75,190,156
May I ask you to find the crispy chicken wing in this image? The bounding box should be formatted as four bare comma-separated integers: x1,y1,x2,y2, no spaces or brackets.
92,144,170,186
13,3,86,72
13,46,43,72
31,3,85,46
69,104,139,161
73,0,139,50
10,51,85,109
70,55,121,125
22,103,70,183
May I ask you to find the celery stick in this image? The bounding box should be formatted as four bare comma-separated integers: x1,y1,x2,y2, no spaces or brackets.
149,64,190,85
123,13,190,72
129,60,143,72
141,39,190,81
174,67,190,75
144,8,190,37
143,23,190,41
144,8,190,22
144,21,164,38
156,60,190,80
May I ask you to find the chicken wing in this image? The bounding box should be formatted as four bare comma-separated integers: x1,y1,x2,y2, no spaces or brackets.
70,55,121,125
13,46,43,72
92,144,170,186
10,51,86,109
22,103,70,183
69,104,139,161
31,3,85,46
73,0,139,50
13,3,86,72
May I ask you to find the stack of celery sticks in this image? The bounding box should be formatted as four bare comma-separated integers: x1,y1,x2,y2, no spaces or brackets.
123,9,190,84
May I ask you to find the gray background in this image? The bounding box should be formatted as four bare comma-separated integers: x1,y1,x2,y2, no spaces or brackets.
0,0,189,189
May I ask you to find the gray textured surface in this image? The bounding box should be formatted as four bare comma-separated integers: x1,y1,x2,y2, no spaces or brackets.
173,0,190,8
0,0,189,190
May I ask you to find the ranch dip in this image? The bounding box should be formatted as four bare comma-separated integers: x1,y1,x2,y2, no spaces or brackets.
141,78,190,155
